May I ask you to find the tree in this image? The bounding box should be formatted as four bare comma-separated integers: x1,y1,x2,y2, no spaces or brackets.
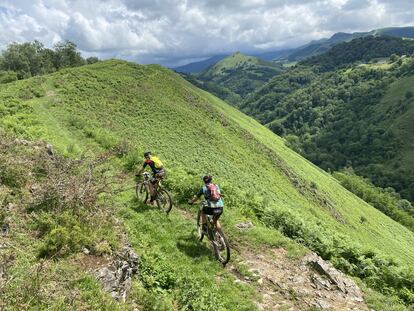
0,41,54,78
0,40,95,81
86,57,99,64
53,41,85,69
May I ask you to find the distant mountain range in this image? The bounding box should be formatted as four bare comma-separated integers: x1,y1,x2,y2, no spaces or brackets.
287,26,414,61
173,26,414,73
172,54,228,73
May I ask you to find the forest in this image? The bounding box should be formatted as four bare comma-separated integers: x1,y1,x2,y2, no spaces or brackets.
0,40,98,83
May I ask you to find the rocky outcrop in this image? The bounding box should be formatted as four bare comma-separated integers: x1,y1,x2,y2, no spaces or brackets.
95,244,139,301
303,252,364,302
231,248,369,310
235,221,254,230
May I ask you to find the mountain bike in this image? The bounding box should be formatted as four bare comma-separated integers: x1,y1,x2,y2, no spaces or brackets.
196,201,230,266
136,172,173,213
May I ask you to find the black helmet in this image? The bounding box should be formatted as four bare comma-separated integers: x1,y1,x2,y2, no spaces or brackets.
144,151,151,157
202,175,212,183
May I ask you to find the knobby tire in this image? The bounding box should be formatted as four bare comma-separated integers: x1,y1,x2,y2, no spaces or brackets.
135,182,148,203
155,187,173,213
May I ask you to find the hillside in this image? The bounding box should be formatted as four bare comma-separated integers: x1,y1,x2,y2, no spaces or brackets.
173,54,228,73
194,52,284,100
1,60,414,309
242,37,414,204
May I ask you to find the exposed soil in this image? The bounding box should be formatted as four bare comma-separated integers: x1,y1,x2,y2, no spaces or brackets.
72,254,112,272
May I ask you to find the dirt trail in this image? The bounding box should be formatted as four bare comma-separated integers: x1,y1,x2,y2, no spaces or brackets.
175,208,371,310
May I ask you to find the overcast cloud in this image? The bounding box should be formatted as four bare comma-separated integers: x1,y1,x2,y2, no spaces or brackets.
0,0,413,66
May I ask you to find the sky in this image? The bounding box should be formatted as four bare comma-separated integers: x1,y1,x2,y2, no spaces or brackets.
0,0,413,67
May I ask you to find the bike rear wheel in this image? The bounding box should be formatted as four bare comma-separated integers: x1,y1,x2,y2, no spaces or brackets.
135,182,149,203
212,228,230,266
155,188,173,213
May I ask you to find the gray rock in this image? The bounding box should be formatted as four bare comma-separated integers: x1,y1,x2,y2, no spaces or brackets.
5,203,15,211
313,299,331,309
1,222,10,236
235,221,253,230
96,244,139,301
46,144,54,156
303,252,364,301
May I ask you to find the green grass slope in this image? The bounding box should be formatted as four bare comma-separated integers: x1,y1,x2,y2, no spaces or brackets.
241,47,414,203
1,60,414,308
196,52,284,99
376,75,414,173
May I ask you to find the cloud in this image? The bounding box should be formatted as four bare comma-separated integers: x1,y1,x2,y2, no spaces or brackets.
0,0,413,66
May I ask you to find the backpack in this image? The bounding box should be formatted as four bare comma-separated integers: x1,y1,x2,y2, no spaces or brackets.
151,156,163,169
207,183,221,202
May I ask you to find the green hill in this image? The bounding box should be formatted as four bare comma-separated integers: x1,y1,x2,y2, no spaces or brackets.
242,41,414,204
173,54,228,73
195,52,284,100
1,60,414,309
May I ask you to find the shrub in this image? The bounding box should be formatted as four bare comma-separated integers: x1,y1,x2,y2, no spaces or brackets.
123,149,142,172
0,161,27,189
0,71,18,84
162,168,200,203
175,278,224,311
334,171,414,232
139,253,177,290
38,225,89,257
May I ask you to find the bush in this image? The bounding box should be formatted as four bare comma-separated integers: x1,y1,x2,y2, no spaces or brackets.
139,253,177,290
123,149,142,172
38,225,89,257
0,161,27,189
162,168,200,203
0,71,18,84
334,171,414,232
175,278,224,311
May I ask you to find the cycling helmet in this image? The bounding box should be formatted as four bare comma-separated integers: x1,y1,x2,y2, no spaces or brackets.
202,175,212,183
144,151,151,157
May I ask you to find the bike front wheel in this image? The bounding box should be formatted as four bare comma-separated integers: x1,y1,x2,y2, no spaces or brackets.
135,182,149,203
155,188,173,213
212,228,230,266
196,209,204,241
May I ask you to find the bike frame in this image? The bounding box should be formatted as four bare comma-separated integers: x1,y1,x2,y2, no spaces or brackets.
137,172,173,213
197,201,230,265
199,201,217,235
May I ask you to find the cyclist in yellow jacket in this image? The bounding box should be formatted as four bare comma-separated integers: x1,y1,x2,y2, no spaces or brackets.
136,151,166,203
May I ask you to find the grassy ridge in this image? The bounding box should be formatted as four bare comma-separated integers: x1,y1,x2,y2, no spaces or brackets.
1,59,414,307
196,52,284,99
